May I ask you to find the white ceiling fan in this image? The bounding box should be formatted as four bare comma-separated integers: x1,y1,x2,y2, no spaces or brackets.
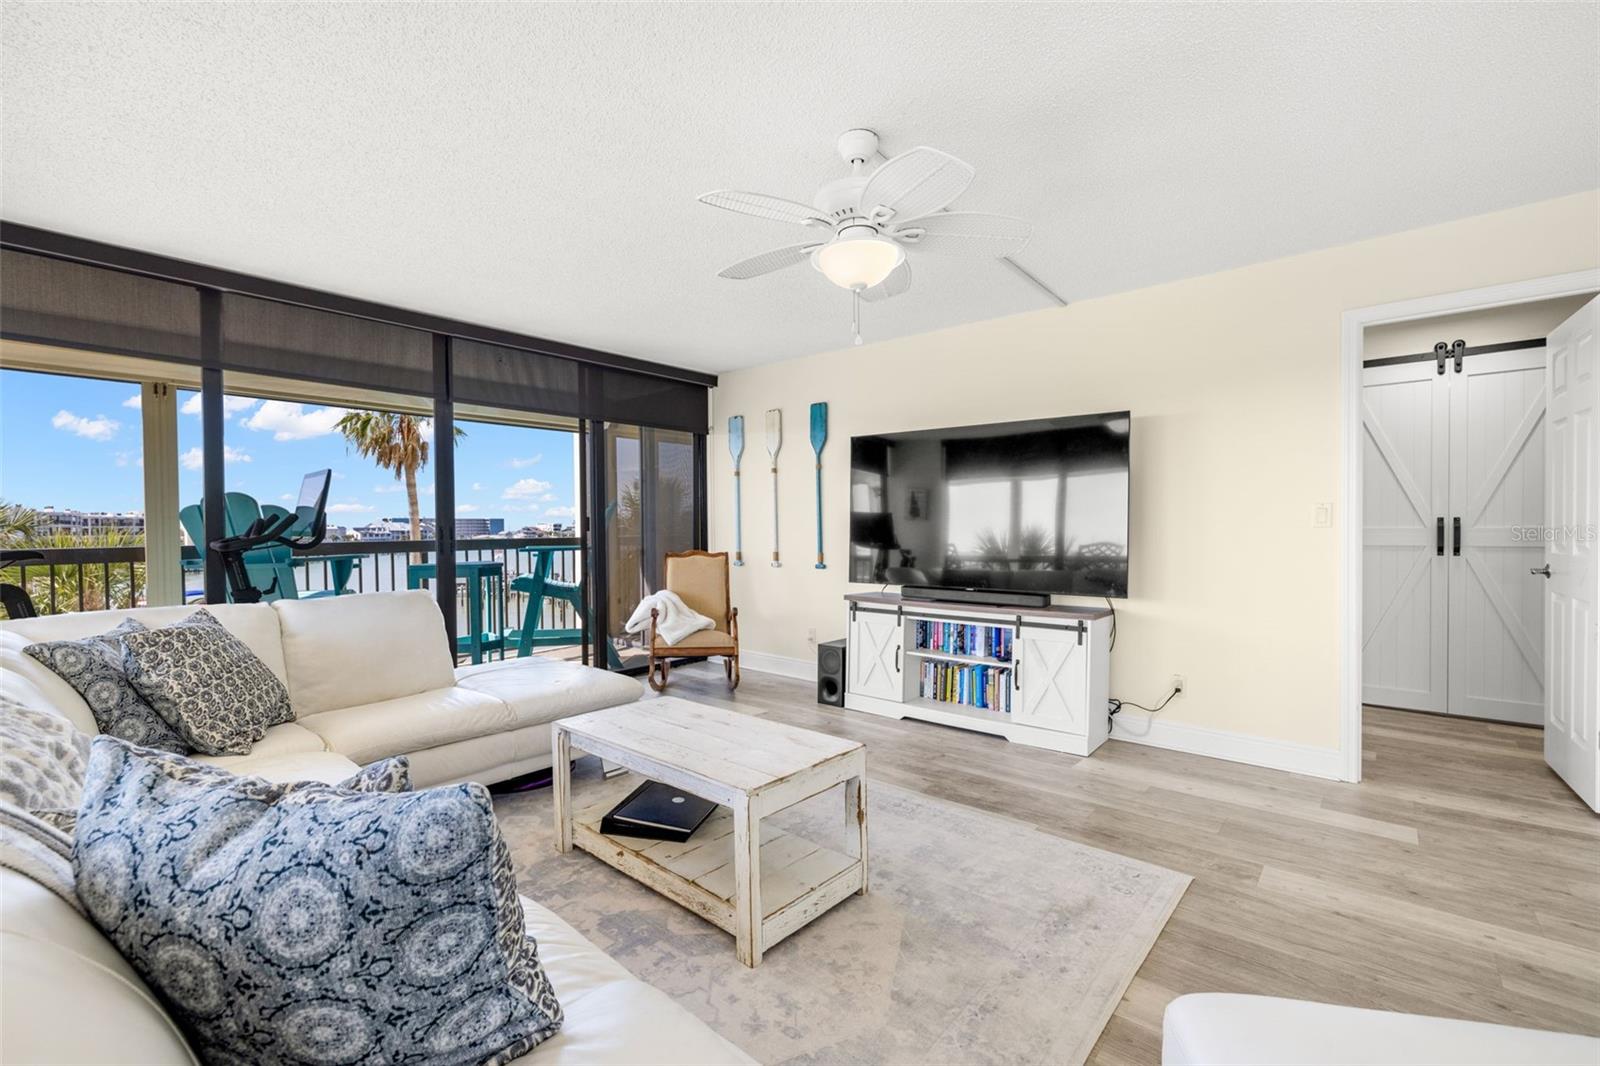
699,129,1031,343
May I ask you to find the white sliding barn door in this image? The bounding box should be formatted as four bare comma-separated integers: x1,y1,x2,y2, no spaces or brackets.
1543,296,1599,811
1448,348,1548,725
1362,362,1448,712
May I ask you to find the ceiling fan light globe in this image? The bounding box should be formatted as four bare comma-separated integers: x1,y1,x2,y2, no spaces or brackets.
815,234,904,291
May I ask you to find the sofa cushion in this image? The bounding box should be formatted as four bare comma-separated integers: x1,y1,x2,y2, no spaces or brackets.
297,686,516,766
0,870,198,1066
200,749,362,785
188,721,326,773
2,633,101,735
122,610,293,756
23,619,189,752
1160,993,1600,1066
274,590,456,717
512,896,753,1066
455,658,643,730
74,739,564,1064
1,603,287,687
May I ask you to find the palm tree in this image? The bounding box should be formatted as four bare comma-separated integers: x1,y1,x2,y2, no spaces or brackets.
0,500,40,548
336,412,462,561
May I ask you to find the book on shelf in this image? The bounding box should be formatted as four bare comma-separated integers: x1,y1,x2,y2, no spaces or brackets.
918,657,1012,713
912,619,1012,661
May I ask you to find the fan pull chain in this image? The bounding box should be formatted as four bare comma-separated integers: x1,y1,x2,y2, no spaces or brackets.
852,289,863,346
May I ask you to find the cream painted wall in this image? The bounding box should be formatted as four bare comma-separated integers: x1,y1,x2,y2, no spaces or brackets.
709,191,1600,751
1364,292,1594,359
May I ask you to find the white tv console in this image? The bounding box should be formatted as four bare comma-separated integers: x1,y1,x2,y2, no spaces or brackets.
842,591,1112,756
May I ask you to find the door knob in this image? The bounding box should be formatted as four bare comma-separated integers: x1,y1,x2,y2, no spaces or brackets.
1530,565,1552,578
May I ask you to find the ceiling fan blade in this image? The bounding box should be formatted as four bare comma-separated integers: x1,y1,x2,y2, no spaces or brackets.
698,190,831,227
860,258,911,302
892,212,1031,257
858,147,975,223
716,242,822,280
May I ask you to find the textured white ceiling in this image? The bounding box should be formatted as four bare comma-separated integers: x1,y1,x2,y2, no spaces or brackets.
2,3,1595,375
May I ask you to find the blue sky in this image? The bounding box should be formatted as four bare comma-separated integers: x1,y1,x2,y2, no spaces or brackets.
0,369,578,528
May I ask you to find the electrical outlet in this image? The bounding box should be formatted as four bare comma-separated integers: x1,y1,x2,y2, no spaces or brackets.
806,628,817,646
1171,674,1186,694
1312,502,1333,528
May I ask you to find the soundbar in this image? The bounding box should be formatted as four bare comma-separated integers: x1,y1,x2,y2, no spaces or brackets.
900,585,1052,610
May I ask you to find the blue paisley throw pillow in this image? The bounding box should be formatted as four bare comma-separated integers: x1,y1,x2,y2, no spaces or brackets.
24,618,190,752
73,739,562,1065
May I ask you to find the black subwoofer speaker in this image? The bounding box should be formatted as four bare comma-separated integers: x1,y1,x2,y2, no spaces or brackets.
817,638,847,706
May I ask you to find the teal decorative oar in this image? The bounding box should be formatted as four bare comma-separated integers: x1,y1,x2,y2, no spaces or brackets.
809,402,828,569
728,416,745,566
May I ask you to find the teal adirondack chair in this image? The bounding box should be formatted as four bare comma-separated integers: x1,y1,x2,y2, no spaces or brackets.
180,494,349,603
509,545,622,669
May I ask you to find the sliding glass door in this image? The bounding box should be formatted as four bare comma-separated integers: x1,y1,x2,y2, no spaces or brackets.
599,422,700,670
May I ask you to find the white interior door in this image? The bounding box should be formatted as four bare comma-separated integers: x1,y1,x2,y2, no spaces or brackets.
1448,347,1548,725
1362,362,1448,712
1543,296,1599,811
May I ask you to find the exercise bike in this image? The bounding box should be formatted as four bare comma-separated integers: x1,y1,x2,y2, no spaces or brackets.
208,469,333,604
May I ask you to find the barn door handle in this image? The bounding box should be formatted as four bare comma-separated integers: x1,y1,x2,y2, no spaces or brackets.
1436,517,1445,556
1452,517,1461,556
894,645,900,672
1530,564,1551,578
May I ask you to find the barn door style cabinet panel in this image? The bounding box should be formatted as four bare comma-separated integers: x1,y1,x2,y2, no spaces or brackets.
842,592,1112,756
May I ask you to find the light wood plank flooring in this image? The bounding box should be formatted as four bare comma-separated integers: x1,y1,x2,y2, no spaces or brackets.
644,663,1600,1064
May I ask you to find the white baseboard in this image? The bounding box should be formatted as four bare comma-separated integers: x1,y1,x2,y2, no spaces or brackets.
739,649,815,682
1110,714,1344,781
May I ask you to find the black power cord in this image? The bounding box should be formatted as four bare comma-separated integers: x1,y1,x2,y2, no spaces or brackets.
1107,684,1181,732
1105,597,1116,650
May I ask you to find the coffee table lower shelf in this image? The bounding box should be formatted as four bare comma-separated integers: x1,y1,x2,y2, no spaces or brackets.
572,776,863,958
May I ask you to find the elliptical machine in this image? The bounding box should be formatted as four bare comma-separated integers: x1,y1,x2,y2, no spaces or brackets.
208,469,333,604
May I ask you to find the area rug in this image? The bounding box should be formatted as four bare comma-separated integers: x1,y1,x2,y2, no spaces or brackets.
494,771,1190,1066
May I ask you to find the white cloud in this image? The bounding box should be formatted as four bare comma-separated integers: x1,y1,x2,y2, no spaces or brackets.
539,493,556,502
373,483,402,494
457,504,480,513
544,505,576,518
418,419,435,443
279,493,295,501
122,394,142,410
325,502,374,514
503,478,553,499
180,445,252,470
242,401,349,441
471,482,483,492
115,451,144,469
179,395,259,419
51,410,120,441
506,454,543,469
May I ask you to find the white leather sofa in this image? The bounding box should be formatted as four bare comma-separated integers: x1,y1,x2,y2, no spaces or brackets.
0,866,753,1064
1162,993,1600,1066
0,590,642,788
0,590,755,1064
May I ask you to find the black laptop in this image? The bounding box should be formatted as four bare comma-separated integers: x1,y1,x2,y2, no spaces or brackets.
600,780,717,842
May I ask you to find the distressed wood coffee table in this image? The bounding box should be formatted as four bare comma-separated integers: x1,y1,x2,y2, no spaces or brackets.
552,696,868,967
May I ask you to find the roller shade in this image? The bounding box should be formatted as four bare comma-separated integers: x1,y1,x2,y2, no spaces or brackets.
590,364,709,433
452,339,583,419
0,249,200,363
220,294,434,396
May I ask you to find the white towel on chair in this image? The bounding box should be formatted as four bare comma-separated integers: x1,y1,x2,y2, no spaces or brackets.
624,590,714,646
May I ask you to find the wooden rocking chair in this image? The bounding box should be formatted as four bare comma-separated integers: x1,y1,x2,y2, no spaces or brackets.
647,549,739,692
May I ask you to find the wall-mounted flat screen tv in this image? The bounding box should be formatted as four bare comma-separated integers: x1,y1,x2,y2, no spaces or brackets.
849,412,1130,597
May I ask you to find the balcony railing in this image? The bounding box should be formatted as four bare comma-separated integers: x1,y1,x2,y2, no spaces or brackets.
1,538,585,648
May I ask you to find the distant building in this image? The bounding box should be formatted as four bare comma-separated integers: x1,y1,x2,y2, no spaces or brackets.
456,517,505,538
352,517,434,541
35,507,145,540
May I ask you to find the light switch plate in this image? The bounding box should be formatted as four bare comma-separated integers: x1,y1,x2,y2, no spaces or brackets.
1313,502,1333,528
